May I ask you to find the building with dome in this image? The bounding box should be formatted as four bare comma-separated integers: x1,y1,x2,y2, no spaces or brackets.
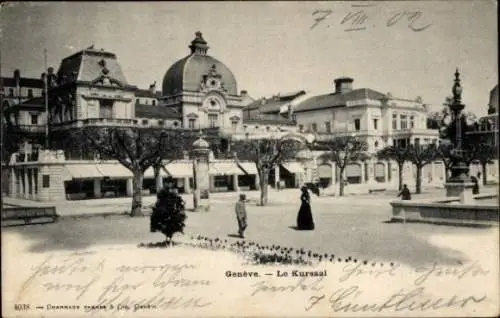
2,32,308,201
160,31,246,131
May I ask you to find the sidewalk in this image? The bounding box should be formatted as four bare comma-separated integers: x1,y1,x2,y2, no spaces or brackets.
3,185,497,218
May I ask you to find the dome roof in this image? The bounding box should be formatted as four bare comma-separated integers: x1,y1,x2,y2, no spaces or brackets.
193,137,210,149
162,32,238,97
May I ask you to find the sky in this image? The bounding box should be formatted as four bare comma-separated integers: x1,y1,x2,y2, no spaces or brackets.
0,1,497,115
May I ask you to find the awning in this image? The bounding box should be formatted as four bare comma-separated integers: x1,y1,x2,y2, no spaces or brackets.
281,162,304,174
211,161,242,176
65,164,104,179
346,164,361,177
238,162,258,175
375,163,385,177
96,164,133,179
318,164,333,178
144,166,169,178
165,161,193,178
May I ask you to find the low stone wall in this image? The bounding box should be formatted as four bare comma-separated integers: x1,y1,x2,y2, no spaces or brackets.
390,195,499,226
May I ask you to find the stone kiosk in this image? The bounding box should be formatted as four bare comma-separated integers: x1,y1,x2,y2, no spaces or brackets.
192,136,211,212
8,150,66,202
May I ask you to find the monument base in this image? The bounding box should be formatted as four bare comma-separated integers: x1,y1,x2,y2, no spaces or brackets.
445,181,475,204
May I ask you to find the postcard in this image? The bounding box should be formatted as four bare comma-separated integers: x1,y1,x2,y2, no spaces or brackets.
1,1,498,317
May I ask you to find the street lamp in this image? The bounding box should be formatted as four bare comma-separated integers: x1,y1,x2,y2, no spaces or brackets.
448,69,470,182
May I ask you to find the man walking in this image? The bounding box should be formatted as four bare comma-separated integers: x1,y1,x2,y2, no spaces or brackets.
235,194,248,238
398,184,412,200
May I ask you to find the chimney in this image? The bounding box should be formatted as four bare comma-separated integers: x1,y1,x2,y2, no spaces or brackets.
149,81,157,95
287,104,293,120
334,77,354,94
240,90,247,97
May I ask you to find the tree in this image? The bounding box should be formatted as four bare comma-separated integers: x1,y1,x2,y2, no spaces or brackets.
73,126,192,216
470,142,497,185
316,136,368,197
376,145,410,190
407,143,438,194
153,188,187,245
436,142,454,182
231,136,304,206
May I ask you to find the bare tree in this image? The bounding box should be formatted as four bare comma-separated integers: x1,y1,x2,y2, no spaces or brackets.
377,145,410,190
469,142,497,185
407,143,438,194
231,136,304,206
316,136,368,197
436,142,454,182
73,126,192,216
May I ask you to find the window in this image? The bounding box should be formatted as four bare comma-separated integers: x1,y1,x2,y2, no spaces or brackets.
31,114,38,125
136,99,140,104
325,121,331,133
410,116,415,128
231,120,238,130
208,113,218,128
414,138,420,147
158,120,164,125
9,88,14,97
400,115,408,129
99,100,114,118
266,126,271,131
28,89,33,98
373,119,378,130
188,118,196,129
392,114,397,129
299,124,304,132
311,123,317,132
152,100,156,106
142,119,149,125
354,118,360,131
173,121,179,127
374,141,379,148
42,175,50,188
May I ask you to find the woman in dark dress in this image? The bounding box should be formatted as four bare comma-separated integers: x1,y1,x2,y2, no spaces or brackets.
297,186,315,230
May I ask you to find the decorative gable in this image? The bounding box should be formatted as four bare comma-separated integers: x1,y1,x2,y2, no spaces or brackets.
200,64,227,93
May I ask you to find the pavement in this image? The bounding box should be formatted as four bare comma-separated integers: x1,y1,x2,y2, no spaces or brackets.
1,184,470,218
2,187,498,268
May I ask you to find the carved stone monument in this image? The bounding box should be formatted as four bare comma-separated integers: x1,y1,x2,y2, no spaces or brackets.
192,134,211,212
443,69,475,204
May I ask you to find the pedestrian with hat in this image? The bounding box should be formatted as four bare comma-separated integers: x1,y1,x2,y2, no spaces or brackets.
235,193,248,238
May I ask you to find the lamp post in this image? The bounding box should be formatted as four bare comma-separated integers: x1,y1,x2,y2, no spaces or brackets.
448,69,470,182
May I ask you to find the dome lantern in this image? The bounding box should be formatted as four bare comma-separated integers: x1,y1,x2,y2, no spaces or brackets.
189,31,209,55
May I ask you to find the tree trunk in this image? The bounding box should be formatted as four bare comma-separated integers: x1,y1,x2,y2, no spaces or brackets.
339,167,345,197
481,163,487,185
415,165,422,194
398,163,404,191
259,170,269,206
131,169,144,217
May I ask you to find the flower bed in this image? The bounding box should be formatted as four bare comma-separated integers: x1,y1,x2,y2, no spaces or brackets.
139,235,395,267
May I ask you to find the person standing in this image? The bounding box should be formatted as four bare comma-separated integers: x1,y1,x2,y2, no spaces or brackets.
235,194,248,238
471,175,479,195
296,186,315,230
398,184,412,200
